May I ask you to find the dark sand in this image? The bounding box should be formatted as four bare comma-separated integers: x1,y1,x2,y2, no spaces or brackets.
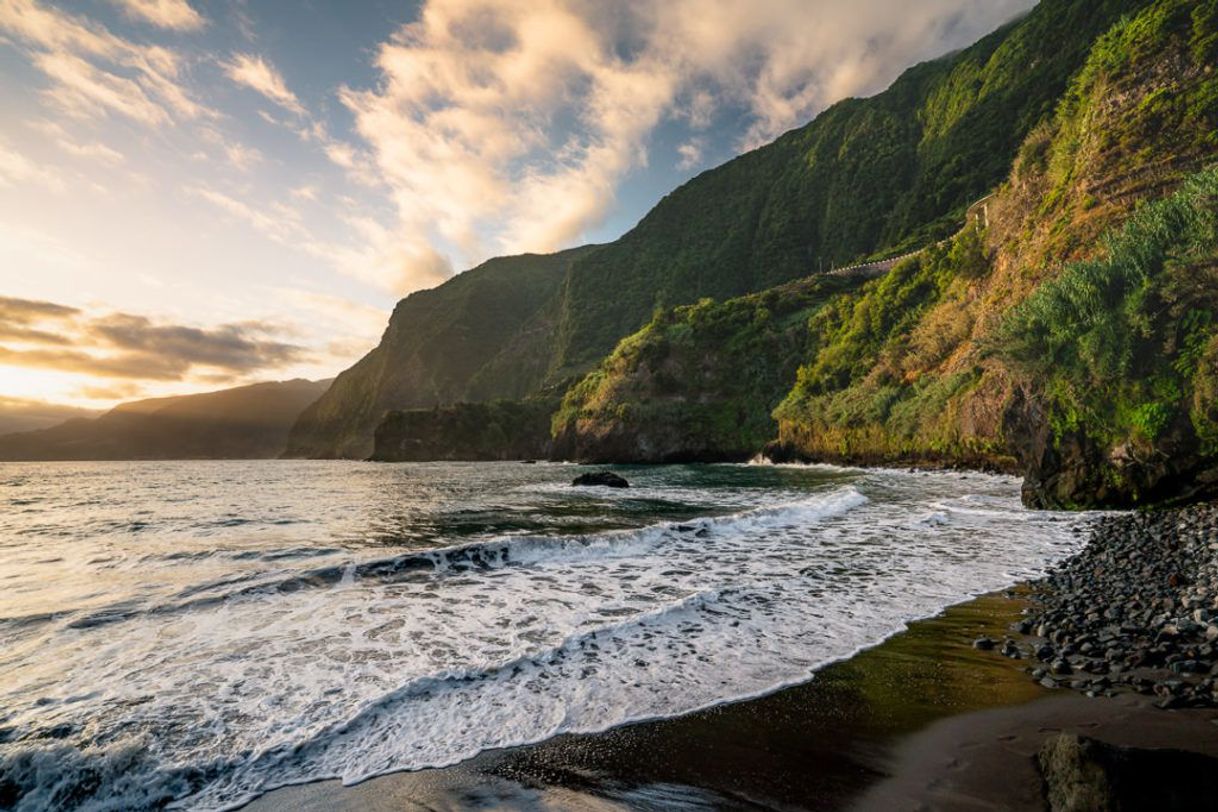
245,591,1190,811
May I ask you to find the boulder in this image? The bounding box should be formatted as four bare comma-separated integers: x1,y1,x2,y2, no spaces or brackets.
1038,732,1218,811
572,471,630,488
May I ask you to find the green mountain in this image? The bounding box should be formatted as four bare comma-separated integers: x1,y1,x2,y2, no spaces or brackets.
0,379,330,461
302,0,1218,508
289,0,1143,461
566,0,1218,507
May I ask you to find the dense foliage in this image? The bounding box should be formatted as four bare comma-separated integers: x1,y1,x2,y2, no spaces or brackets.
772,227,999,464
552,276,858,461
770,0,1218,492
996,166,1218,453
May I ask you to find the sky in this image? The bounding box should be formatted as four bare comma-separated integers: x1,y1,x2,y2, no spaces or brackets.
0,0,1034,419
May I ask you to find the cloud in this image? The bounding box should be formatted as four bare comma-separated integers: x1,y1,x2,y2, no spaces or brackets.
0,345,191,379
0,295,308,382
0,294,79,322
0,0,208,124
342,0,1032,288
223,52,306,116
107,0,204,31
676,138,704,170
190,184,441,294
0,142,66,191
75,382,144,401
290,184,319,202
86,313,304,372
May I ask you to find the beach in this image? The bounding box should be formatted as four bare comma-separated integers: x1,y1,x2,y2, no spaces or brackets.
249,502,1218,811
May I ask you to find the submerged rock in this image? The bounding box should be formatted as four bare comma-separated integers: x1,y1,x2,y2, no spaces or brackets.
572,471,630,488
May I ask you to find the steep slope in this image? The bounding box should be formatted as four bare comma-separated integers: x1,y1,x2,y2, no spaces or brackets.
770,0,1218,507
0,379,330,460
289,0,1143,460
284,247,595,459
550,275,863,462
546,0,1144,377
372,399,555,462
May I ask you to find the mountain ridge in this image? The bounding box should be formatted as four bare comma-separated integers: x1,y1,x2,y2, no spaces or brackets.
0,378,330,461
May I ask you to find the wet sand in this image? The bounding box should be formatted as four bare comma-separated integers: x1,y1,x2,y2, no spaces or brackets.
245,589,1218,811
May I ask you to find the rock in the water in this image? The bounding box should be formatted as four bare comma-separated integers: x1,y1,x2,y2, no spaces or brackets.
572,471,630,488
972,636,996,651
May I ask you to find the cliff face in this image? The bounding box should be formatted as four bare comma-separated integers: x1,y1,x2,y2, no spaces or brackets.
372,400,554,462
770,0,1218,507
283,248,593,459
0,379,330,461
288,0,1138,461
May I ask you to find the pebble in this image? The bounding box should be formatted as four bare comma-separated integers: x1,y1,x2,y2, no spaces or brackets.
979,502,1218,709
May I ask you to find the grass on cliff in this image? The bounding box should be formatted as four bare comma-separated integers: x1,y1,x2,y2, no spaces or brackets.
995,165,1218,452
552,276,860,460
772,0,1218,468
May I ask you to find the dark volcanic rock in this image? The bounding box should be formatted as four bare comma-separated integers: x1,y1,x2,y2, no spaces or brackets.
990,502,1218,707
1038,732,1218,811
1004,387,1218,509
572,471,630,488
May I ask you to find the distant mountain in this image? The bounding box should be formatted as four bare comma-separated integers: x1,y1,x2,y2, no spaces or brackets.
287,0,1144,460
0,397,100,436
0,379,331,461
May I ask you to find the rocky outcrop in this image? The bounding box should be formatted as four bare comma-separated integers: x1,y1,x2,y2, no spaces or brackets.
571,471,629,488
1038,733,1218,811
1005,387,1218,509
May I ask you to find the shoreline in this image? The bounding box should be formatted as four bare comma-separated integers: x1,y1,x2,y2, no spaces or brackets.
244,591,1053,811
246,500,1218,811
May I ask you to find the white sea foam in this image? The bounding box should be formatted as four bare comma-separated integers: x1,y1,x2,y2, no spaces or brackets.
0,462,1090,811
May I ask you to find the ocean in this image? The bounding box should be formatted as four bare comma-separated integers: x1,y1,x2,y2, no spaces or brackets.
0,460,1089,810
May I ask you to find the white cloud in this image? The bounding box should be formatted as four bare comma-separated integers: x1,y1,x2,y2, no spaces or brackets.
0,142,65,192
190,185,441,295
107,0,204,31
31,120,125,165
676,138,704,170
223,52,306,116
290,184,319,201
58,139,124,165
0,0,208,124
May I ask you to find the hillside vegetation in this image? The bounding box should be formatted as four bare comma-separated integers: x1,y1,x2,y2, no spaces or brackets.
550,275,862,462
770,0,1218,506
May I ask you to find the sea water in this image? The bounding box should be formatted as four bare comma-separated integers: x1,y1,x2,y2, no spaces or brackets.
0,461,1089,810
